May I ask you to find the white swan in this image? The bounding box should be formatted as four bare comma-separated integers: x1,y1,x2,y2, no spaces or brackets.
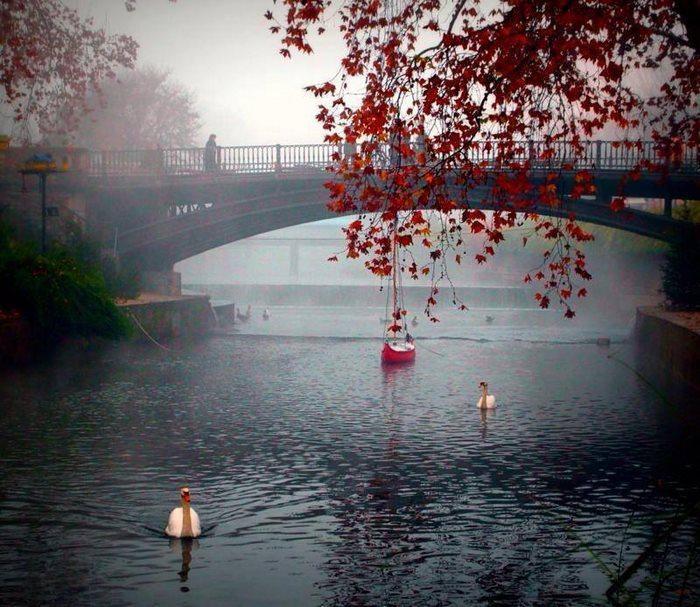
476,381,496,409
165,487,201,538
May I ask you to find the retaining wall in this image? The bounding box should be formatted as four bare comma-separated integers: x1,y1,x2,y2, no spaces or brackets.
634,307,700,399
119,294,214,342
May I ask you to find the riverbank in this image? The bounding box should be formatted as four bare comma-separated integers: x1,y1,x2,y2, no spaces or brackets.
0,292,214,367
634,306,700,398
118,292,214,342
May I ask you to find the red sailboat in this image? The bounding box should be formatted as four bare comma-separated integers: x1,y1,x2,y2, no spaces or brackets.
381,227,416,364
381,337,416,364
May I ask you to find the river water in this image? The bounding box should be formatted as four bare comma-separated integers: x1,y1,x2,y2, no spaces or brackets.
1,305,698,606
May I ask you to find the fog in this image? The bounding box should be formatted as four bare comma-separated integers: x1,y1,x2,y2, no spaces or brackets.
59,0,666,146
177,214,665,330
49,1,670,328
65,0,345,145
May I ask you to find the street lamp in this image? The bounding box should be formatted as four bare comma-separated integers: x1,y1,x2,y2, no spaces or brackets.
19,154,69,253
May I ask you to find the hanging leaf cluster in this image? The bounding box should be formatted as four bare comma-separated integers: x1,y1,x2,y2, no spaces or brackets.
269,0,698,317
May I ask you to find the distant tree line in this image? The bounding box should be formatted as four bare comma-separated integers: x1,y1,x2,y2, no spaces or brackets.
42,67,202,150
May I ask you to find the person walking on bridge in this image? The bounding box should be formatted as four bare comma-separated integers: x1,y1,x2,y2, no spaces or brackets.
204,133,219,171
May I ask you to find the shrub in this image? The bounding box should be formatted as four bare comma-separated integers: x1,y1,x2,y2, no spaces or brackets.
62,221,141,299
0,223,131,346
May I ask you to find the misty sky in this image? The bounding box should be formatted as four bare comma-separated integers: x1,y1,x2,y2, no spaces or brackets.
73,0,345,145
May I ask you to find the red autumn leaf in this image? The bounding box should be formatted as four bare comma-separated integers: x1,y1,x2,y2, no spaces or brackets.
610,197,626,212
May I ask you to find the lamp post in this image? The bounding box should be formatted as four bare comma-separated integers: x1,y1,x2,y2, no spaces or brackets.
19,155,69,253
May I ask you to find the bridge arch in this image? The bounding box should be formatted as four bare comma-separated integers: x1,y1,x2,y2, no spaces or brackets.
115,176,687,271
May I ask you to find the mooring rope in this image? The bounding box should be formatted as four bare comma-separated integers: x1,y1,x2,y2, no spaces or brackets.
126,309,171,351
605,347,670,406
415,340,446,357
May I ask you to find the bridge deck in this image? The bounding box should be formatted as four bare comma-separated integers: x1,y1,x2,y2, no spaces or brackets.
76,140,698,178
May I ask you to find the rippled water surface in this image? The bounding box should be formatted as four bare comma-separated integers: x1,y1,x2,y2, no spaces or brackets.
1,307,699,606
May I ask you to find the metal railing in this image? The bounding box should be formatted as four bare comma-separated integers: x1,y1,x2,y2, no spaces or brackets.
82,141,698,177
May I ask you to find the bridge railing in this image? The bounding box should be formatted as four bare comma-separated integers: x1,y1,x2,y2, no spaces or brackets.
86,149,164,176
84,141,697,177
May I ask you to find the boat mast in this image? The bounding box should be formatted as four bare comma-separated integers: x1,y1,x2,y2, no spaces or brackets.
392,219,398,333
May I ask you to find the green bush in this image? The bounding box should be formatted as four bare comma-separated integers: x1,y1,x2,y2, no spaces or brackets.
0,223,131,345
61,222,141,299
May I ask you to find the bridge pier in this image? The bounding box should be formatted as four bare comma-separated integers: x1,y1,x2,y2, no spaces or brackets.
141,269,182,296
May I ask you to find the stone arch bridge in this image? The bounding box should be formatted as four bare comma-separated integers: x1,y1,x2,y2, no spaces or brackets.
77,141,698,272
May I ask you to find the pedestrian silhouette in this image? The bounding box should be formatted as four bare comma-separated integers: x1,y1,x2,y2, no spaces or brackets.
204,134,218,171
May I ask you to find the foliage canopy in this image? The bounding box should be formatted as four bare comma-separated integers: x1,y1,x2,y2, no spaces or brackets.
0,0,138,142
269,0,698,319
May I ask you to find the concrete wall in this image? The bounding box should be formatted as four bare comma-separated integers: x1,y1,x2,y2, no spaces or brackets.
634,307,700,399
119,295,214,342
187,283,534,309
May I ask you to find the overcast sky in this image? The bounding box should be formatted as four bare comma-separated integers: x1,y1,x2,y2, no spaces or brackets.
73,0,345,145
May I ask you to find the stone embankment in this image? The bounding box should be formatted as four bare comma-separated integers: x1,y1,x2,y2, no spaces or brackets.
0,293,214,367
118,292,214,342
634,307,700,399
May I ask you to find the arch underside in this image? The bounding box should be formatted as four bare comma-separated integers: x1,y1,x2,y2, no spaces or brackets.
116,177,693,270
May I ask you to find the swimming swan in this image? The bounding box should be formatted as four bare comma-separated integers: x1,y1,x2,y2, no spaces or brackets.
165,487,201,538
476,381,496,409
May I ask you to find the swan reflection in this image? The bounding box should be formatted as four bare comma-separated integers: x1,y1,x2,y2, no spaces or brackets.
480,405,496,439
169,538,199,584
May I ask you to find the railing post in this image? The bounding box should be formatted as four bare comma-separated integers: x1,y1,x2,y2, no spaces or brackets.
595,140,602,170
275,143,282,174
101,150,107,178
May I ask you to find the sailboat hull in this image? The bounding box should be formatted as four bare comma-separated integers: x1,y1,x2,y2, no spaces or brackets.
381,341,416,364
